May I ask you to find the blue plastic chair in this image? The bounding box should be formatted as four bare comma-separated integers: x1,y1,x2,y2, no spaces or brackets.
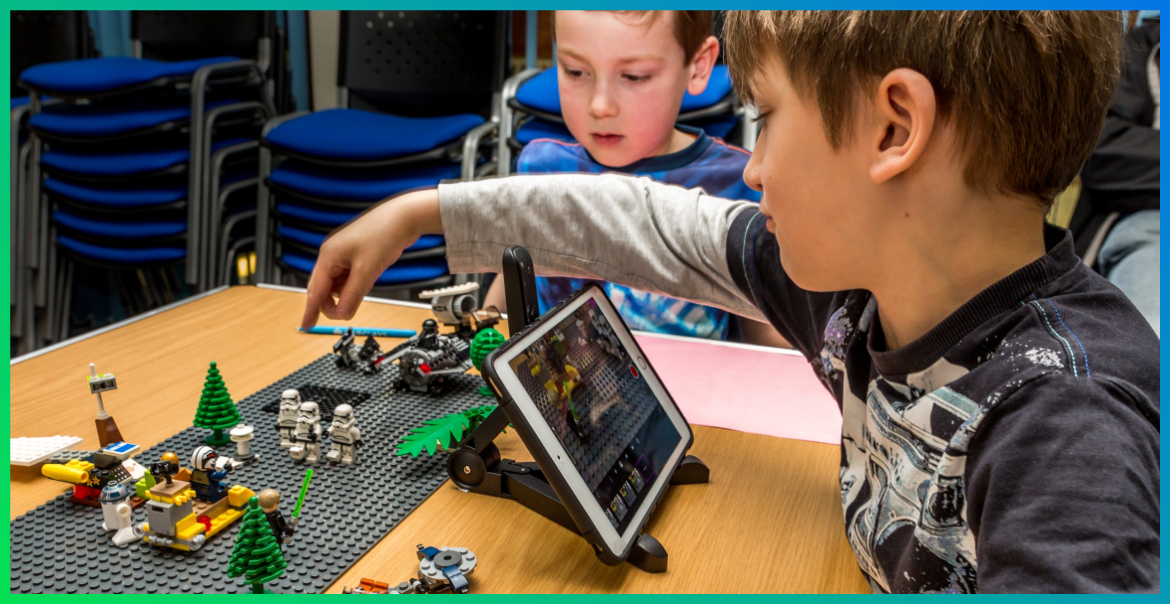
499,65,742,175
18,11,275,346
255,11,509,292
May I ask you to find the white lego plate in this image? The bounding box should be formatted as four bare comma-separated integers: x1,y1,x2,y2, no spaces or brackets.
10,436,84,466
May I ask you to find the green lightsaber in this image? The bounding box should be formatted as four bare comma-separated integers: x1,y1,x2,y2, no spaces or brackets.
284,468,313,545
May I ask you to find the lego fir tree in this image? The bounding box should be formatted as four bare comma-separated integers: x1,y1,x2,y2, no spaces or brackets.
193,361,242,446
469,327,505,397
227,496,288,594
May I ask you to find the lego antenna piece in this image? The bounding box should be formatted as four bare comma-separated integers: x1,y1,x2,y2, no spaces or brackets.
10,436,84,466
88,363,124,447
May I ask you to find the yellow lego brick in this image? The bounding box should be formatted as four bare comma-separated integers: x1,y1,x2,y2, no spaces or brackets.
226,485,255,508
175,514,205,541
42,459,93,484
205,508,243,538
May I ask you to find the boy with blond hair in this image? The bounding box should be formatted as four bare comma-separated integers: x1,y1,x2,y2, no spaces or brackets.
486,10,782,344
304,11,1158,592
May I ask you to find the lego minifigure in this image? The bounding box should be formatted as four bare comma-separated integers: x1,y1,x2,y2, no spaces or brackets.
277,389,301,448
100,482,143,546
289,401,322,464
189,446,233,502
325,404,363,465
257,489,295,547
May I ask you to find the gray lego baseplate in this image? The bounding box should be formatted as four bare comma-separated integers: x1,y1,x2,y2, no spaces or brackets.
10,355,488,594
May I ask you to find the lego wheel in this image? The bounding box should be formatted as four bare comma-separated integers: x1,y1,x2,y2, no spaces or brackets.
188,534,206,551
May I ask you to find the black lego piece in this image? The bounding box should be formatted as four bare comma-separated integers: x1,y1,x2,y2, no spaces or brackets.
445,246,708,573
501,245,540,332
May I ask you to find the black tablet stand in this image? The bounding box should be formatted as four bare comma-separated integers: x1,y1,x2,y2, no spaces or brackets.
445,246,709,573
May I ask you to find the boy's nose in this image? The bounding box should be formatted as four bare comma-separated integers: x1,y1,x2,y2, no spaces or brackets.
743,153,764,192
589,87,618,118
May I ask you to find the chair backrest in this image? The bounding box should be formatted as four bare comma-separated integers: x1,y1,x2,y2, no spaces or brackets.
338,10,509,117
132,11,270,62
10,11,93,98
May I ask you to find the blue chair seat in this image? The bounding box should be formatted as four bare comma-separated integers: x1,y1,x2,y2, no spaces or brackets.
690,115,739,140
270,162,461,202
680,65,732,113
276,201,360,228
282,252,449,286
53,209,186,239
12,96,30,110
20,56,238,95
57,234,185,265
278,224,443,252
42,136,250,177
265,108,484,162
514,65,733,115
44,177,186,208
30,99,238,138
515,119,575,145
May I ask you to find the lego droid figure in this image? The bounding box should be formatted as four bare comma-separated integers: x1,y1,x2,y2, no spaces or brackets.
100,482,144,546
189,446,233,502
325,404,363,465
277,389,302,448
290,401,322,464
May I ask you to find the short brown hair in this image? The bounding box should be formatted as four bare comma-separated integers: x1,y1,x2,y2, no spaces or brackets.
725,11,1124,203
553,11,715,63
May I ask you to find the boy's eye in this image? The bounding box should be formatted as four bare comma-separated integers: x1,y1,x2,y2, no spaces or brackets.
622,74,651,83
564,69,585,78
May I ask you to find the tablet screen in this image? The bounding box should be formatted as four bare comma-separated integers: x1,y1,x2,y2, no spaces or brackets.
506,297,682,534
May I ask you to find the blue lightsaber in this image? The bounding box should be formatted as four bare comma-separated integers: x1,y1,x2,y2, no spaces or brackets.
298,326,416,338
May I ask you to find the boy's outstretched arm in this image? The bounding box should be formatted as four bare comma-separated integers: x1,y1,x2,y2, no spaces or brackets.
302,173,764,327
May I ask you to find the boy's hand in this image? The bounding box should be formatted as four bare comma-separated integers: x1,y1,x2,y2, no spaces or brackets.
301,190,443,328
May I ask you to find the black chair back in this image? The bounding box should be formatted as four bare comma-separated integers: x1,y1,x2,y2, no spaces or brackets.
338,10,509,117
132,10,270,62
11,11,93,98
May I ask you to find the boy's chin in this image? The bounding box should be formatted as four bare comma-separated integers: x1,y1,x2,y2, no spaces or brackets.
584,144,638,168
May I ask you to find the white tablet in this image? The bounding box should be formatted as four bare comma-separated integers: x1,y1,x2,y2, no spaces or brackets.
482,283,693,564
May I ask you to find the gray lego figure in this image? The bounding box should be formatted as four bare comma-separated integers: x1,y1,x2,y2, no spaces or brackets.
325,404,363,465
189,446,233,502
277,389,301,449
289,401,322,464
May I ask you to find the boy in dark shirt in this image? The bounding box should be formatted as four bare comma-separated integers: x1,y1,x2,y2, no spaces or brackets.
302,11,1158,592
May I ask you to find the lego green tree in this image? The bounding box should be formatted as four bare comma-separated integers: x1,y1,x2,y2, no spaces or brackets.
397,404,499,457
193,361,242,446
469,327,506,397
227,496,288,594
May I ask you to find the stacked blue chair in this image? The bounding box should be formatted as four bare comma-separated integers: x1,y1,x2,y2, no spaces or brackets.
255,10,510,292
497,64,742,176
10,10,94,354
18,10,275,348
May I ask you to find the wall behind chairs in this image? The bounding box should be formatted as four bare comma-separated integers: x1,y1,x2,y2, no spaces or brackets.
307,10,340,110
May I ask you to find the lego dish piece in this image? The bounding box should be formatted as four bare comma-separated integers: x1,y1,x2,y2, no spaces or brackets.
10,436,84,466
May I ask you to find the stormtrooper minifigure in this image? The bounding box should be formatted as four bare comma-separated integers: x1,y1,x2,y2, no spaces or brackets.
325,404,363,465
277,389,302,449
289,401,322,464
100,482,143,547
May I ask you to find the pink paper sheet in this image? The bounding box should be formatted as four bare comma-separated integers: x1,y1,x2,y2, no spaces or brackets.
633,334,842,445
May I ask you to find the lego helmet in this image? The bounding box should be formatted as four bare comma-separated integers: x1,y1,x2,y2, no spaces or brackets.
299,401,320,419
160,451,179,465
191,446,218,471
100,482,132,504
334,404,355,422
422,319,439,335
281,389,301,404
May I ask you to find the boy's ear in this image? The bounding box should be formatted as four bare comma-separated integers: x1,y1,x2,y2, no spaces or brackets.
869,68,936,184
686,36,720,97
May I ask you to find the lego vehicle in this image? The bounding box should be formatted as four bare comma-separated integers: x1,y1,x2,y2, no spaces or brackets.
41,443,147,507
333,329,383,375
136,475,255,551
342,544,478,594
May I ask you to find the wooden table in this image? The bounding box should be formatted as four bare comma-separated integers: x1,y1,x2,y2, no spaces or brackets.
9,286,869,593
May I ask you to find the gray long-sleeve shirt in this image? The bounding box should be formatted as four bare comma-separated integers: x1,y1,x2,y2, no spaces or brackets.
437,174,1160,593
